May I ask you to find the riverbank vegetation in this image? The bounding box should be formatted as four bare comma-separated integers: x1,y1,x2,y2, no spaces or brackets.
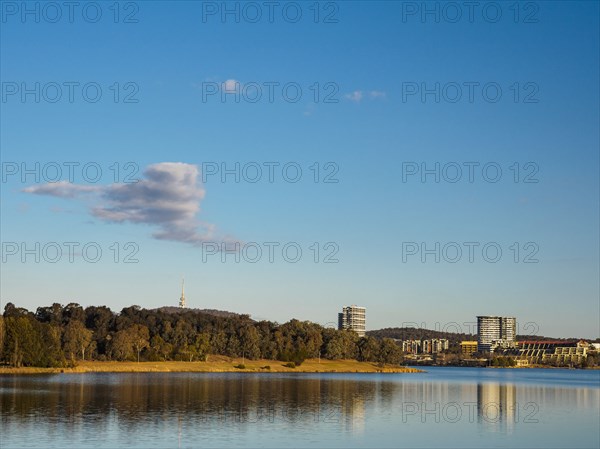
0,303,404,369
0,357,423,374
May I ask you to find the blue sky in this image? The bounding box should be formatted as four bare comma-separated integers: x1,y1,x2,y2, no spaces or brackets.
1,1,598,338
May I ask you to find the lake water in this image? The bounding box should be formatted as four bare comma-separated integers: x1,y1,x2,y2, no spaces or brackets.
1,367,599,448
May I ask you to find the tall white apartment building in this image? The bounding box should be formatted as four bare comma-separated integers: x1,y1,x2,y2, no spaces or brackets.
338,305,366,337
477,316,516,353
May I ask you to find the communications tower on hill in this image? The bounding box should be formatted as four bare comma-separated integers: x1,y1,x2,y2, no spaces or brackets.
179,278,186,308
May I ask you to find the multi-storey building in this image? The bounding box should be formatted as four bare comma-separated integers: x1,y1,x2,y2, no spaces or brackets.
460,341,478,356
477,316,516,353
338,305,366,337
517,340,588,364
432,338,449,353
402,339,448,354
421,339,448,354
402,340,421,354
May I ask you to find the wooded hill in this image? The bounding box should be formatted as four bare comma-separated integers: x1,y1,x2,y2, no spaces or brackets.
0,303,402,368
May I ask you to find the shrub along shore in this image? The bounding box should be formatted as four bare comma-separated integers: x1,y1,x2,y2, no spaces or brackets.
0,357,423,374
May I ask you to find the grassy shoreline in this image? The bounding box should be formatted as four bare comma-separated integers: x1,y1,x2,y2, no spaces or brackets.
0,357,424,374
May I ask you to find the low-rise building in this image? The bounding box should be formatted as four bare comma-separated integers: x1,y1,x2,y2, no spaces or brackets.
460,341,478,356
517,340,587,364
422,339,449,354
401,339,448,354
402,340,421,354
542,346,588,364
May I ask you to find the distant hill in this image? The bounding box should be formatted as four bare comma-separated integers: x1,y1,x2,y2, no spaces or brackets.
367,327,474,345
368,327,598,344
155,307,242,319
515,335,597,342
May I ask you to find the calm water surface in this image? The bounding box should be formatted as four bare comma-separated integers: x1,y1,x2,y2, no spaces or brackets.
1,367,599,448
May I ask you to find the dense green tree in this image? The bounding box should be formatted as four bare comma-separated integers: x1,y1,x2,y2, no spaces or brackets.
84,306,113,356
2,316,63,367
4,316,39,367
239,325,261,360
62,303,85,325
110,328,135,361
226,334,241,357
176,343,197,362
378,338,402,366
2,317,25,367
43,324,66,367
3,302,28,319
161,320,174,342
211,330,228,354
150,335,172,360
324,330,358,360
358,336,381,362
130,324,150,362
172,319,194,348
35,303,63,324
62,320,94,361
304,326,324,358
194,332,212,361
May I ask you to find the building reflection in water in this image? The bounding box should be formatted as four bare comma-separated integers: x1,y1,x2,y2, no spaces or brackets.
477,383,517,433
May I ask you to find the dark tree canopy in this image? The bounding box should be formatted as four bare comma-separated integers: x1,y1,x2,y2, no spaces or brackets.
0,303,404,368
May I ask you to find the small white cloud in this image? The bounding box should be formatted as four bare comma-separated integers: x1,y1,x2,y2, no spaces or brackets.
345,91,364,103
345,90,387,103
23,181,99,198
222,79,241,93
369,90,387,99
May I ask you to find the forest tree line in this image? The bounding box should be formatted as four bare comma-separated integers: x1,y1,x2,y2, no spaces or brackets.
0,303,403,368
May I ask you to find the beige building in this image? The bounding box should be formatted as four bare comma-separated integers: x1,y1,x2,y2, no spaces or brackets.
517,340,588,364
461,340,478,356
542,346,588,364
